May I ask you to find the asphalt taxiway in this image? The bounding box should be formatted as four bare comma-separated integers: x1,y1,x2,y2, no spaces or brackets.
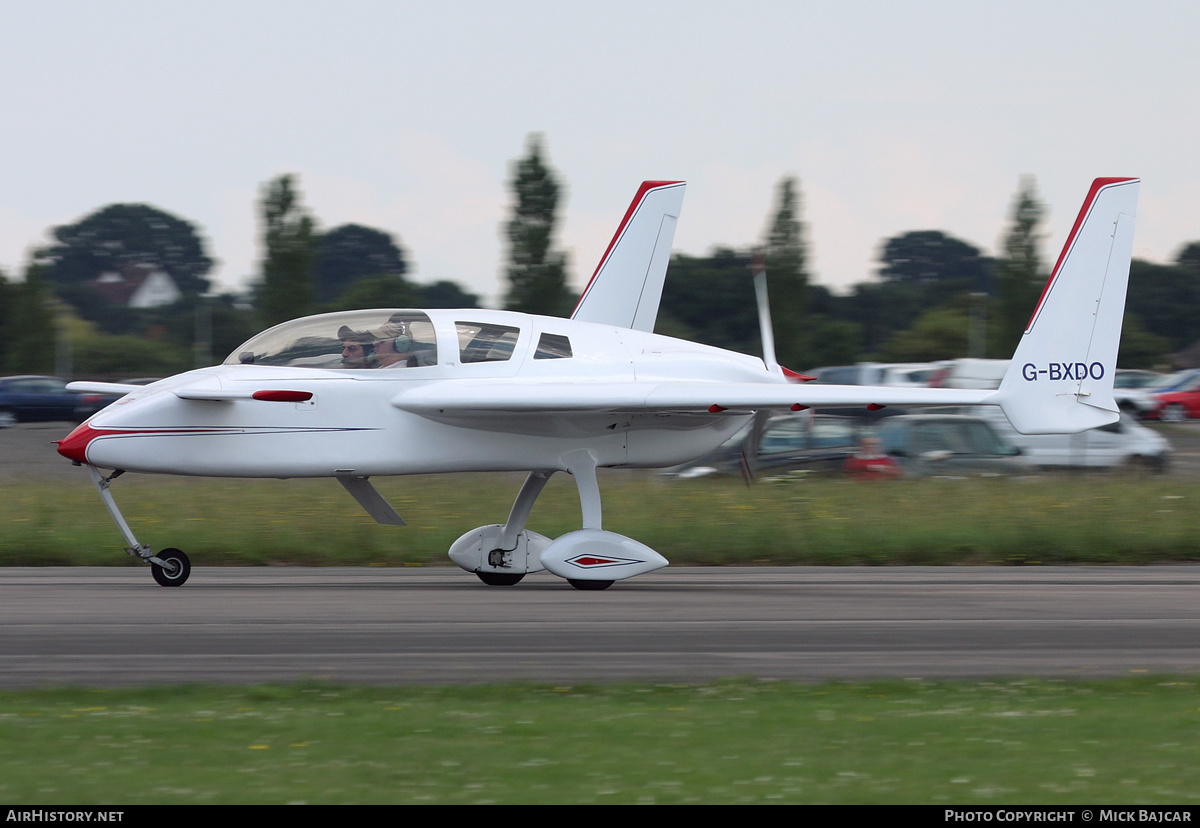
1,566,1197,686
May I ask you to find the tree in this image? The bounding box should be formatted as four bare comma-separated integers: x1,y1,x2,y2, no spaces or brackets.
503,135,571,317
882,304,970,362
0,269,8,350
801,315,863,368
35,204,213,296
256,175,317,327
877,230,992,290
658,249,759,355
416,280,479,309
71,332,191,376
1117,315,1169,369
1176,241,1200,273
325,274,416,312
992,176,1046,355
0,265,57,373
762,176,810,368
1124,259,1200,353
833,280,944,359
0,269,10,369
316,224,409,302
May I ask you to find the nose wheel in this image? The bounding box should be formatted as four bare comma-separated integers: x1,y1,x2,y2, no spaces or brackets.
150,548,191,587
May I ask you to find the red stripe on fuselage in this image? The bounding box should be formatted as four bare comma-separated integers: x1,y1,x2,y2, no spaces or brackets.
55,423,233,464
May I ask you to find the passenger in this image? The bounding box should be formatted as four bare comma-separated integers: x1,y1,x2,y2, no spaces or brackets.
338,326,377,368
371,318,413,368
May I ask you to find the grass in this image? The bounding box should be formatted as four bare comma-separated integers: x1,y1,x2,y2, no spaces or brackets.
4,472,1199,804
0,677,1196,804
3,471,1199,567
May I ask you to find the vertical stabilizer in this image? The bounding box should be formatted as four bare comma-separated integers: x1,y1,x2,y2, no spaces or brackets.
996,177,1139,434
571,181,685,331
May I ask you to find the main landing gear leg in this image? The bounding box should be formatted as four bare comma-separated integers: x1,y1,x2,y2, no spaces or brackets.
562,451,614,592
499,471,555,550
451,471,556,586
477,471,555,586
481,472,555,586
86,464,191,587
564,450,603,532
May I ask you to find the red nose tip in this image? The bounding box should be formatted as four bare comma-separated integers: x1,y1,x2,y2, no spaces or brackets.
57,422,103,464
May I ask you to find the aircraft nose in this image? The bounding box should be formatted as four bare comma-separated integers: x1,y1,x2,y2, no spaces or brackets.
57,422,104,464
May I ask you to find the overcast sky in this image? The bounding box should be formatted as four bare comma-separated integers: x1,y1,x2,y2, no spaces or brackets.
1,0,1196,306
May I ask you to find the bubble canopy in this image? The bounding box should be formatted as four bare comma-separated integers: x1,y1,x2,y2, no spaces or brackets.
226,310,437,369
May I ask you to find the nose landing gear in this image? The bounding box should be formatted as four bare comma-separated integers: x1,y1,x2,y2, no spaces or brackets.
86,465,192,587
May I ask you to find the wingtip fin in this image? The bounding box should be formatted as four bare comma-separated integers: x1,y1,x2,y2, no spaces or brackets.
998,177,1139,434
571,181,686,331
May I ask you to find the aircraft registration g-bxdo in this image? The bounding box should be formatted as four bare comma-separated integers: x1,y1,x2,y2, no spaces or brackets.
59,177,1140,590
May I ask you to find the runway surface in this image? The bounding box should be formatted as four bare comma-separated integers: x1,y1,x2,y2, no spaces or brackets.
1,565,1198,687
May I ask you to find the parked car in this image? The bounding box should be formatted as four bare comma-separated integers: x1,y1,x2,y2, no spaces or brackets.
1125,369,1200,419
962,405,1170,471
874,414,1029,476
1113,369,1164,414
1139,373,1200,423
876,362,941,387
661,413,863,479
0,375,113,427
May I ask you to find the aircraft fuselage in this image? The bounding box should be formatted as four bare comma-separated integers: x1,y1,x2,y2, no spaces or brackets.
60,308,768,478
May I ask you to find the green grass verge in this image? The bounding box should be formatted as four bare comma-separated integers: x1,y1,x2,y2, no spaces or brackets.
0,678,1196,804
3,472,1199,566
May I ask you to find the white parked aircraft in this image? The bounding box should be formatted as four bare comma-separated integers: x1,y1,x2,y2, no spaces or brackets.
59,177,1140,590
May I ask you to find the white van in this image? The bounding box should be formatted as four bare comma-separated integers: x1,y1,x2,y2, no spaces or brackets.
807,362,941,387
962,404,1169,471
928,358,1010,390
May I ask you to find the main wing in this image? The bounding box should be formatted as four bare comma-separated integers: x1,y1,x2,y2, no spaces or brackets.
393,378,995,422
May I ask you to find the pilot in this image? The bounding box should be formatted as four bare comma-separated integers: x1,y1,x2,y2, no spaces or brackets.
338,326,377,368
371,318,413,368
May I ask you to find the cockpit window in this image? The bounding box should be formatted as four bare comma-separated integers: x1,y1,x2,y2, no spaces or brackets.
457,322,520,363
225,310,438,369
534,333,572,359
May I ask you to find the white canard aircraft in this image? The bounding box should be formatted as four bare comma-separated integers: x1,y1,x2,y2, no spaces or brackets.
59,177,1140,590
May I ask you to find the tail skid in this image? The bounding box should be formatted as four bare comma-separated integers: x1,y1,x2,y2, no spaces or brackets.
994,177,1139,434
571,181,685,331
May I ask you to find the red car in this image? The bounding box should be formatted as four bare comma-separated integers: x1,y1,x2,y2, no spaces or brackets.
1145,374,1200,422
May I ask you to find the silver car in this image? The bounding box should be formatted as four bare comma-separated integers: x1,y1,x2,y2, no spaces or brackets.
875,414,1029,476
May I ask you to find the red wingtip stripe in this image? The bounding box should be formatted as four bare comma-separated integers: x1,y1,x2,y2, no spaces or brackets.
571,180,685,318
782,367,815,382
1026,177,1138,333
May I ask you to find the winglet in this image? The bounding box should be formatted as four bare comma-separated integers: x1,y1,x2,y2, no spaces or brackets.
995,177,1139,434
66,381,143,396
571,181,685,331
750,251,781,376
